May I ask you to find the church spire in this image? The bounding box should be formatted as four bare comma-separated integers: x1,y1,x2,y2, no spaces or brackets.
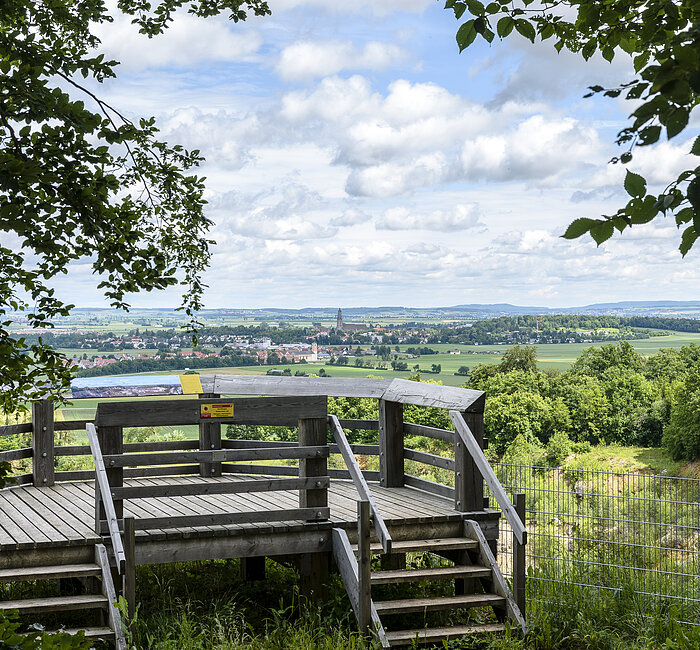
336,308,344,331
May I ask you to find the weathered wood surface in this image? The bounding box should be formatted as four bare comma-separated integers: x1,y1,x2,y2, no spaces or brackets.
403,422,454,443
382,379,484,411
403,474,455,499
403,448,455,471
298,417,328,510
211,376,390,399
0,423,32,436
86,424,125,573
103,446,329,467
329,415,392,553
32,399,54,487
357,500,371,633
465,518,527,634
96,395,328,428
55,420,93,432
0,448,33,462
0,475,481,551
379,400,403,488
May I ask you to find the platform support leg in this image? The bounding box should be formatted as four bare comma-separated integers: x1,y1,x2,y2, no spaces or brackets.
299,553,329,603
241,556,266,582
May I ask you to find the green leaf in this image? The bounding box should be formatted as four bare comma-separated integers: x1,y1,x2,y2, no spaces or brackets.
590,221,614,245
688,178,700,227
679,226,698,257
454,2,467,19
690,136,700,156
456,20,478,51
515,19,535,42
444,0,456,7
497,16,514,37
624,170,647,198
620,152,633,164
633,51,650,72
601,46,614,62
628,196,658,224
675,207,694,226
562,217,596,239
666,108,689,139
465,0,485,15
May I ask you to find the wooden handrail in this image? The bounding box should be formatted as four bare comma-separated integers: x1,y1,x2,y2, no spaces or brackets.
328,415,392,554
86,423,126,573
449,411,527,545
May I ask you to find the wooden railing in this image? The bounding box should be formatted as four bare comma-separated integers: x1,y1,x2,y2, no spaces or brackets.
329,415,392,553
87,423,126,574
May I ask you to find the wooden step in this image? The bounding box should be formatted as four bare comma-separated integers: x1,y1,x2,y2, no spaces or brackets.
0,564,101,583
371,565,491,585
0,594,108,614
385,622,506,646
354,538,479,554
24,627,115,640
374,593,505,615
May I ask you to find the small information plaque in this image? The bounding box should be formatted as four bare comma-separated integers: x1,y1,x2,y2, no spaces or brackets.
200,403,234,418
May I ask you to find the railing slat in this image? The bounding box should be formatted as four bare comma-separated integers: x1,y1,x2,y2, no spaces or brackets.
404,448,455,471
328,415,392,554
102,446,328,467
86,423,126,573
403,422,454,443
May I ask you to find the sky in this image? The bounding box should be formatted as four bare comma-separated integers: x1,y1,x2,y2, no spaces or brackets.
50,1,700,309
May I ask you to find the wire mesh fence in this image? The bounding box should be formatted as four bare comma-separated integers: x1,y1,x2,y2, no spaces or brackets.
490,463,700,625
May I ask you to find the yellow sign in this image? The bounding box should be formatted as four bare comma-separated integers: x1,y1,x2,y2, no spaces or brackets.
179,374,203,394
200,403,234,418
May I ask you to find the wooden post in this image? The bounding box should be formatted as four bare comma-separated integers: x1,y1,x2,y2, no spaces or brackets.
199,393,221,477
123,516,136,629
299,552,328,602
455,409,484,512
513,492,526,618
378,399,403,488
357,500,371,634
32,399,54,487
298,417,328,510
98,425,123,520
241,556,266,582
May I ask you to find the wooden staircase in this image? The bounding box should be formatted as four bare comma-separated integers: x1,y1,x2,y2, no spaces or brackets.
336,521,525,648
0,544,127,648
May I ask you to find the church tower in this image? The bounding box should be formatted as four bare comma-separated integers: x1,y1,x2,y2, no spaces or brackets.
336,308,344,331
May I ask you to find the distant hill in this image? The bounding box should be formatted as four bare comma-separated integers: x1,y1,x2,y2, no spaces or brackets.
12,300,700,327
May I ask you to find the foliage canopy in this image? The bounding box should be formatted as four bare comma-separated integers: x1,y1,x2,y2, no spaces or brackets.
445,0,700,253
0,0,269,412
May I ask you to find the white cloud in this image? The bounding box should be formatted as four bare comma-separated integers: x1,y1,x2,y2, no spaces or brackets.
329,208,372,227
94,13,262,71
376,204,483,231
277,41,406,81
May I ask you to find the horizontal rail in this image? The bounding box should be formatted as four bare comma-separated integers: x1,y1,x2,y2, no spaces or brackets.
222,463,299,476
113,476,330,499
55,420,93,431
403,422,454,443
329,414,392,554
125,465,200,478
450,411,527,545
55,445,91,456
404,474,455,499
86,423,126,574
223,439,296,449
330,443,379,456
337,418,379,430
329,468,380,481
55,470,95,481
121,507,331,531
0,423,32,436
124,440,199,453
404,448,455,471
0,447,33,462
2,472,33,486
103,446,328,467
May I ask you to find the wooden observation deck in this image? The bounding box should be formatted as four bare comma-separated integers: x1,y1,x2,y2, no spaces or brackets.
0,376,527,647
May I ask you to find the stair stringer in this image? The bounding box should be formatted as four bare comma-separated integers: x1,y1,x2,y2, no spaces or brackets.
464,519,527,635
331,528,390,648
95,544,128,650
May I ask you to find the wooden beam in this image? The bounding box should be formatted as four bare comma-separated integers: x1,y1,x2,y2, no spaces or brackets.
123,517,136,626
102,446,329,467
112,477,330,499
199,393,222,477
403,422,454,443
357,500,371,634
212,375,389,399
96,395,327,428
32,400,54,487
298,417,328,511
379,400,403,488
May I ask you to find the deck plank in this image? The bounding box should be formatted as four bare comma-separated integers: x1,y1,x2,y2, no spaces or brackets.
0,476,464,555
